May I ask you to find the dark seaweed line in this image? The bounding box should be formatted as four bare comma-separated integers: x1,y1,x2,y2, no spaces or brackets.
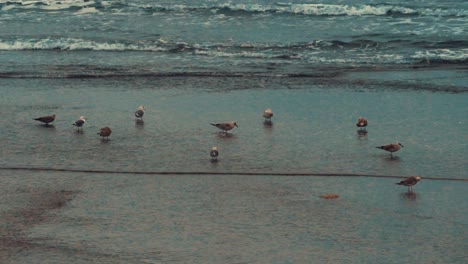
0,166,466,182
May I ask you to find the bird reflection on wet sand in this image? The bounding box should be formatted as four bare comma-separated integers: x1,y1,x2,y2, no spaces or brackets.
263,120,273,128
401,191,418,200
135,119,144,128
356,129,368,138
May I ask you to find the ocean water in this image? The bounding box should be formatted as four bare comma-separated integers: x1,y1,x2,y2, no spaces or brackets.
0,0,467,263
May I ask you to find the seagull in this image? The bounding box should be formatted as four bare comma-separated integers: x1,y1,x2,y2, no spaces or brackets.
376,143,404,158
34,114,56,125
135,106,145,119
98,127,112,139
72,116,86,130
210,146,219,161
396,176,421,192
211,121,238,133
356,117,368,130
262,108,273,120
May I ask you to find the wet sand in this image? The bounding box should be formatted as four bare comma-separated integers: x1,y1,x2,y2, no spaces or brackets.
0,186,77,261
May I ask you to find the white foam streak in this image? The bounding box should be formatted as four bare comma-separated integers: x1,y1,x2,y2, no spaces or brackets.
1,0,96,11
289,4,413,16
0,38,166,52
412,49,468,61
205,3,418,17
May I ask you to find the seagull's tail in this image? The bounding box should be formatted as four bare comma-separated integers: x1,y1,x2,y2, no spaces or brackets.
376,146,384,150
210,123,217,127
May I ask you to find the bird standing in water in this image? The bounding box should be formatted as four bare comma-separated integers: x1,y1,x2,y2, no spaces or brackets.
396,176,421,192
72,116,86,130
98,127,112,140
210,146,219,161
356,117,368,130
376,143,404,158
34,114,56,126
135,106,145,119
263,108,274,121
211,121,238,133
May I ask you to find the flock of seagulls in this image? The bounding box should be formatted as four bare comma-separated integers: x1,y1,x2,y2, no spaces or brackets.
32,107,421,193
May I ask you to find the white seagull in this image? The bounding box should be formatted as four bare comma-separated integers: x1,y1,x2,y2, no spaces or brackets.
262,108,274,120
72,116,86,130
356,117,368,130
210,146,219,161
135,106,145,119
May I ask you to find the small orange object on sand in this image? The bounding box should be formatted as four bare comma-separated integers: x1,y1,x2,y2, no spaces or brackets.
320,193,339,199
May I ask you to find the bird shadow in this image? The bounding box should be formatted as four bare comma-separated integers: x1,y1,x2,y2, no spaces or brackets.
74,129,84,135
38,124,55,129
210,159,219,163
217,132,235,139
100,138,111,143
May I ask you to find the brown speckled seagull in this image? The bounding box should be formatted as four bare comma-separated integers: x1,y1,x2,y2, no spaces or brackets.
34,114,56,126
98,127,112,139
396,176,421,192
211,121,238,133
376,143,404,158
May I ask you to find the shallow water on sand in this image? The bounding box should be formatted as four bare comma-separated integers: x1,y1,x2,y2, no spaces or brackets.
0,73,467,263
0,171,466,263
1,75,467,178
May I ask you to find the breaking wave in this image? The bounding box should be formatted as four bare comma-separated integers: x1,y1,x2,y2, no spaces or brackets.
1,37,466,66
1,1,467,17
